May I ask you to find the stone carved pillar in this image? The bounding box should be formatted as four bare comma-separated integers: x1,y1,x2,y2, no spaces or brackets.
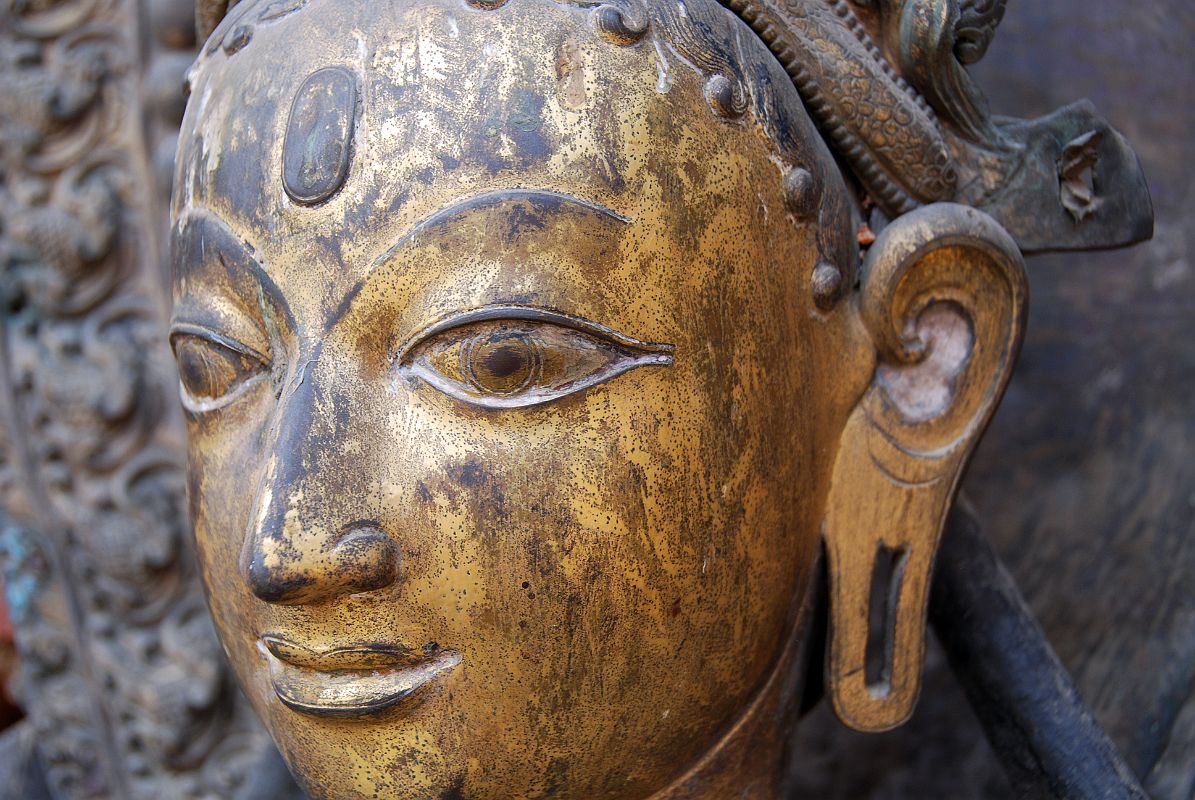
0,0,270,796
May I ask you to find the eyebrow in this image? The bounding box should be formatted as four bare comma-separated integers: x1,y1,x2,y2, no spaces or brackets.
177,191,629,333
323,189,632,329
171,206,294,332
368,188,631,271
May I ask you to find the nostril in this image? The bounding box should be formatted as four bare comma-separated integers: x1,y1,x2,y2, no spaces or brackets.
246,552,317,604
332,523,401,594
244,523,401,605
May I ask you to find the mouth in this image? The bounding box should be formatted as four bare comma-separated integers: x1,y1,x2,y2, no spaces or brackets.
258,636,462,718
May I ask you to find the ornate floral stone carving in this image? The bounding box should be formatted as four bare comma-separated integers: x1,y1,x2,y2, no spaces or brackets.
0,0,272,796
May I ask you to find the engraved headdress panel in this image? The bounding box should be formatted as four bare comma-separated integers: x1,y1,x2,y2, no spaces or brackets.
195,0,1154,253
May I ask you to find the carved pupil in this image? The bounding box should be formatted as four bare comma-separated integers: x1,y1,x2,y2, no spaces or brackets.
463,331,538,395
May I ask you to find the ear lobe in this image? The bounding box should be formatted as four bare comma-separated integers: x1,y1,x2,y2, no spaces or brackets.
824,203,1028,732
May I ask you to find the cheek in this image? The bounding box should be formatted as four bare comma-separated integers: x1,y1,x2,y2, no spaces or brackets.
379,323,814,708
184,385,276,642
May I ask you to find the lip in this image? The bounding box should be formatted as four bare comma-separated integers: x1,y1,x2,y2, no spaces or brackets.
259,636,461,718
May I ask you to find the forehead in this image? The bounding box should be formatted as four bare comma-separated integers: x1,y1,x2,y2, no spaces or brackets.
174,0,850,324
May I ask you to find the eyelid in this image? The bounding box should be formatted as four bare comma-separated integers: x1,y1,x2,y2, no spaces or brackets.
395,305,672,365
169,321,272,365
397,305,675,410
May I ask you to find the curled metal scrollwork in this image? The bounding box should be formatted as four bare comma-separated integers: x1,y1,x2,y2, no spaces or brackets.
719,0,1152,251
874,0,1009,146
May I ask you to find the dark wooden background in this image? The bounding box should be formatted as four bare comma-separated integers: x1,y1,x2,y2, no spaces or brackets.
788,2,1195,797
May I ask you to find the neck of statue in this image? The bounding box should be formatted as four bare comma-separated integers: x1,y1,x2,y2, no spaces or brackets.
652,572,818,800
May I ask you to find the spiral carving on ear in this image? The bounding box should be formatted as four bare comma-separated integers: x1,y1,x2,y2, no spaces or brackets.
823,203,1027,732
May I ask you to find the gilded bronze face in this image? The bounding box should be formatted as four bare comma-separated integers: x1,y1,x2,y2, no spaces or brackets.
172,0,1028,797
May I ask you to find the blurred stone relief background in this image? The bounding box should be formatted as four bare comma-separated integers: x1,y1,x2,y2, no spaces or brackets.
0,0,1189,797
0,0,270,796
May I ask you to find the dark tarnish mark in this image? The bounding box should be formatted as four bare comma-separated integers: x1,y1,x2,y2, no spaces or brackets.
507,89,549,163
246,549,317,603
331,389,352,436
186,452,204,530
468,81,549,172
387,184,413,215
752,60,798,155
283,66,358,206
448,458,486,489
312,231,351,277
212,88,277,218
490,484,508,522
472,75,510,174
240,371,320,602
443,457,512,529
173,209,297,332
543,756,571,797
345,177,384,230
439,776,466,800
500,199,550,243
327,280,367,332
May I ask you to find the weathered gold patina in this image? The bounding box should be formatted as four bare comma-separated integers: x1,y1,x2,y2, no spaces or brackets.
169,0,1144,797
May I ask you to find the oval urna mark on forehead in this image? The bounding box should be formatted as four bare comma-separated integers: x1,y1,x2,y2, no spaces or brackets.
283,66,358,206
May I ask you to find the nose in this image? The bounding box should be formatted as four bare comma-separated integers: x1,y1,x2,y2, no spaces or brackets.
240,360,401,606
244,521,401,605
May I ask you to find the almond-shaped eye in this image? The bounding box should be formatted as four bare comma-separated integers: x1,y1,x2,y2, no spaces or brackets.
399,308,674,409
170,328,269,413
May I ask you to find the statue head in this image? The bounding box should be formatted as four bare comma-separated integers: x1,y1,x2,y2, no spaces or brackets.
171,0,1144,797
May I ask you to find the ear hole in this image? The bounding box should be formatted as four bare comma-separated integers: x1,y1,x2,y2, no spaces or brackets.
865,543,909,698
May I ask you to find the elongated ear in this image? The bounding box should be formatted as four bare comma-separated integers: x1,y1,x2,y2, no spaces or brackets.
824,203,1028,732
